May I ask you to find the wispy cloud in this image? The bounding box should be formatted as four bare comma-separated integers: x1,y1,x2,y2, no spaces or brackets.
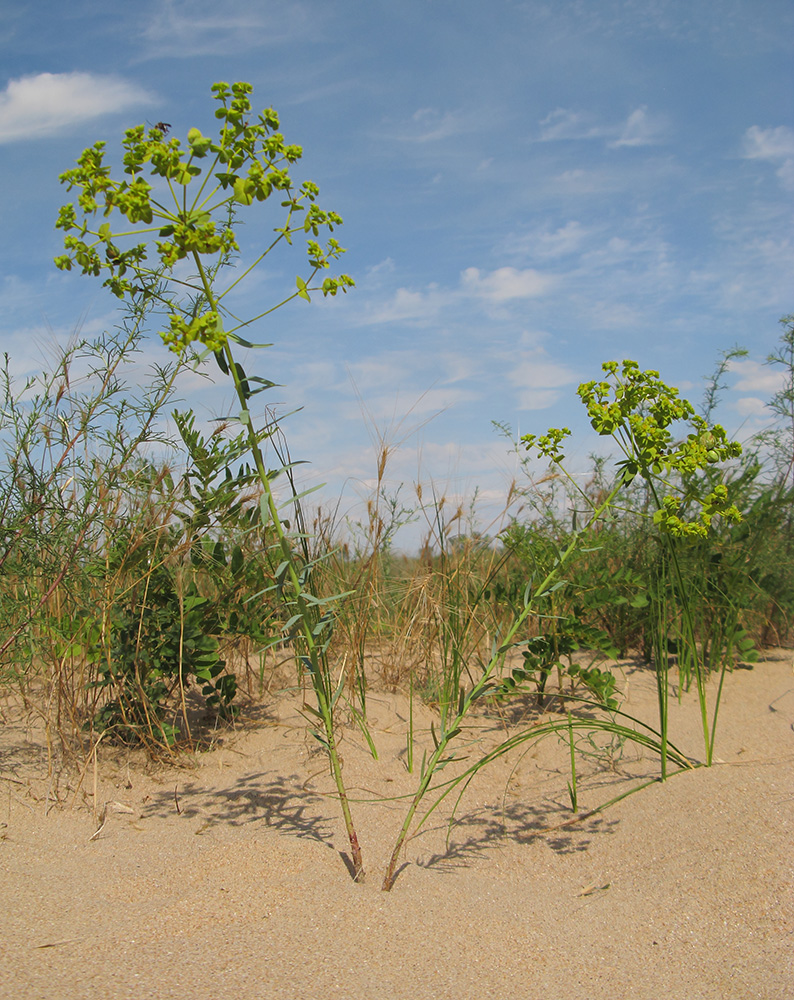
733,396,770,418
549,168,622,195
608,107,666,148
586,301,643,329
506,346,578,410
719,356,784,430
538,108,602,142
729,358,785,395
382,106,471,144
538,105,667,148
406,107,466,143
742,125,794,160
460,266,556,302
351,385,480,423
363,265,557,324
503,221,590,261
742,125,794,190
138,0,314,58
365,284,451,324
0,72,154,143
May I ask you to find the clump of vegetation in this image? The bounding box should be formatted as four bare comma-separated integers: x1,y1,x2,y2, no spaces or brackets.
0,82,791,891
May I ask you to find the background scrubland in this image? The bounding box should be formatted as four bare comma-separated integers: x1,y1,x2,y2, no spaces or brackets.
2,316,792,764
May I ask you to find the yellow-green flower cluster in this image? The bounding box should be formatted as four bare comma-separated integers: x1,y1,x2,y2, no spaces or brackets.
652,485,742,539
160,311,226,355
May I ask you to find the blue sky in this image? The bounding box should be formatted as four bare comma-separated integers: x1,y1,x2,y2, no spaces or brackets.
1,0,792,546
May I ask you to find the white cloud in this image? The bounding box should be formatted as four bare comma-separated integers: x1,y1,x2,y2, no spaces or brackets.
538,108,598,142
0,72,154,143
729,358,785,394
346,354,417,391
365,284,450,324
356,386,480,422
734,397,769,417
382,107,470,145
743,125,794,160
587,301,642,329
507,347,578,411
538,106,666,148
551,168,617,195
742,125,794,190
461,266,556,302
607,106,667,148
139,0,314,58
407,107,465,143
345,350,476,400
364,265,556,324
777,160,794,189
365,258,397,279
504,221,589,261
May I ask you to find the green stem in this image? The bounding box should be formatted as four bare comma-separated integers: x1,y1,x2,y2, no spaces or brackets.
653,569,669,780
192,252,365,882
567,711,578,812
645,480,713,764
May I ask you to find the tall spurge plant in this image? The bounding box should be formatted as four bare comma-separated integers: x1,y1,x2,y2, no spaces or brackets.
575,360,743,766
381,360,741,890
54,81,364,880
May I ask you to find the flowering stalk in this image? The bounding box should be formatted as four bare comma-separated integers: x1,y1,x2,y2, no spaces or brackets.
55,81,363,881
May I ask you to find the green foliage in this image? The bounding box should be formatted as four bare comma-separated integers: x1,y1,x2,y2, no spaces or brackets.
495,622,620,711
569,360,742,535
55,80,353,351
94,570,233,747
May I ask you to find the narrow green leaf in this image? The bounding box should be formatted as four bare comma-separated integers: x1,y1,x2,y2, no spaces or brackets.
537,580,568,599
227,333,272,349
277,483,323,507
234,362,250,396
308,728,329,749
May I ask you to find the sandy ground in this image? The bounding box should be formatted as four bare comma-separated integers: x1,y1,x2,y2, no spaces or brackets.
1,653,792,1000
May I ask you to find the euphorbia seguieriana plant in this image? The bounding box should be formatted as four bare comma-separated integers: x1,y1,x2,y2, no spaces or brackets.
381,360,743,890
54,81,365,880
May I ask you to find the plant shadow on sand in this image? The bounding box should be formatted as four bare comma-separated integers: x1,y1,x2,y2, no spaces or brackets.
139,768,337,844
136,765,372,879
414,797,621,877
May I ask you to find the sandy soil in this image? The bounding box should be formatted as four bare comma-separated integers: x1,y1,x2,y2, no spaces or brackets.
1,653,792,1000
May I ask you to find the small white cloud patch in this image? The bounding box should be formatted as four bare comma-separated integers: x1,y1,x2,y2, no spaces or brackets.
508,347,578,411
742,125,794,190
734,397,770,417
743,125,794,160
729,358,786,394
0,72,154,144
461,266,556,302
538,106,666,148
608,106,666,148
